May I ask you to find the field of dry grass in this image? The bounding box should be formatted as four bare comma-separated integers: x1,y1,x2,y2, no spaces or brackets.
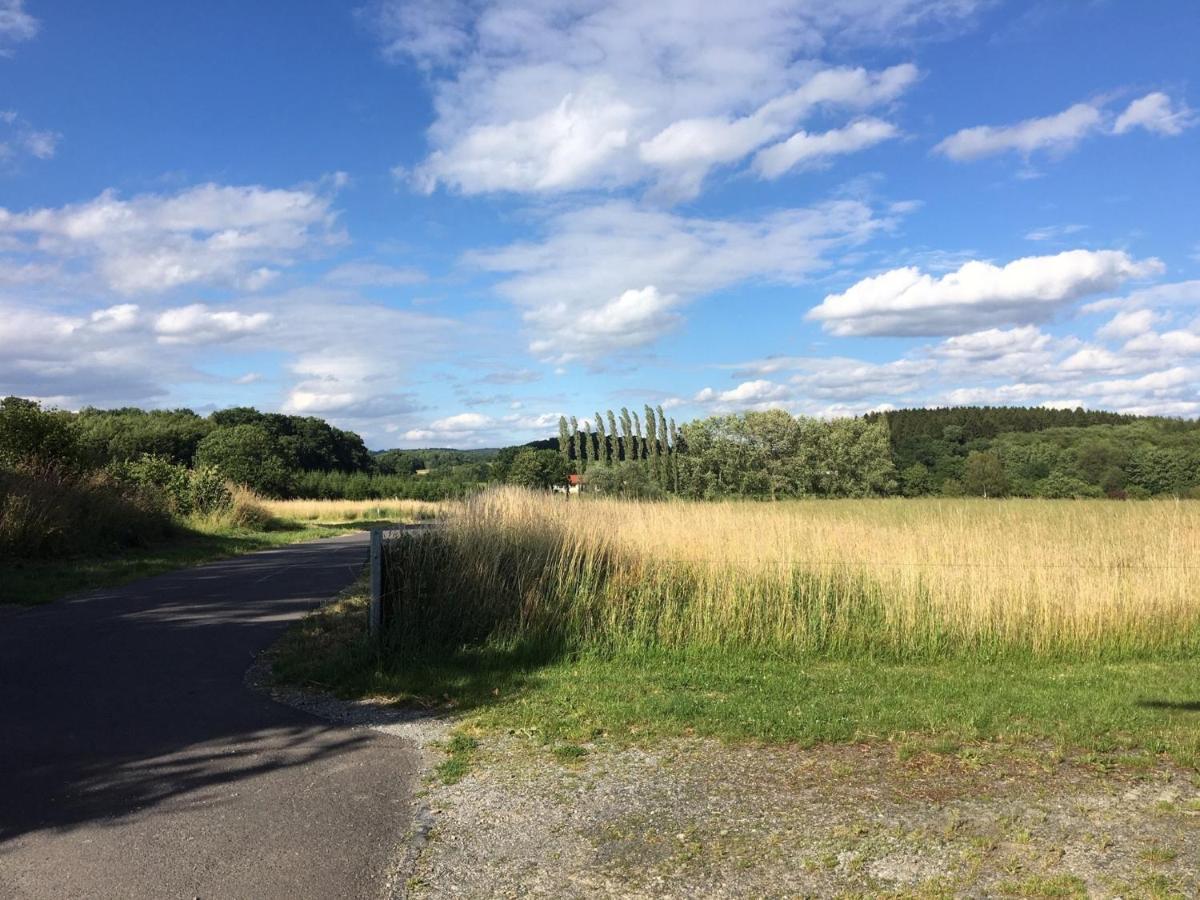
384,487,1200,658
262,497,446,524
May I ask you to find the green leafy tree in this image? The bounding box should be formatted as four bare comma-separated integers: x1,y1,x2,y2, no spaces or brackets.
0,397,78,470
594,411,608,465
582,462,665,499
619,408,632,463
645,404,660,484
558,416,570,469
194,424,296,497
607,411,620,463
962,450,1009,498
506,449,569,490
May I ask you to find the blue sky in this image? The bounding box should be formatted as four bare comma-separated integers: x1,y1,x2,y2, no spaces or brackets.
2,1,1198,448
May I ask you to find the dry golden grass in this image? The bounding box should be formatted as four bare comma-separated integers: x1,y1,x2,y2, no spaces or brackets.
386,486,1200,658
263,497,446,524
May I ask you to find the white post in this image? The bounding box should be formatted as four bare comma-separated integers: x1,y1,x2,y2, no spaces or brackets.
369,528,383,637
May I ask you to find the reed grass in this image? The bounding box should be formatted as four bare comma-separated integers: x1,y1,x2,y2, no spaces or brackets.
382,486,1200,660
262,497,445,524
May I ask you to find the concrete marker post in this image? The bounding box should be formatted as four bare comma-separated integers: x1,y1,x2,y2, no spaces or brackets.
369,527,383,637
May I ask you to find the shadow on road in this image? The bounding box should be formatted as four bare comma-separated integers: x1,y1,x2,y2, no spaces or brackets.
0,534,433,845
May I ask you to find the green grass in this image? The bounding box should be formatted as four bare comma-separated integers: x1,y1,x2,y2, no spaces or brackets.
271,583,1200,768
0,519,397,606
435,733,480,784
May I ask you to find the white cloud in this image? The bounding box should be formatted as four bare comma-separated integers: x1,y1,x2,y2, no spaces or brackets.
1024,223,1085,242
324,260,426,287
369,0,976,199
1096,308,1162,341
809,249,1163,336
475,198,887,361
936,91,1195,163
0,0,37,54
695,379,793,411
89,303,141,333
934,102,1104,161
527,285,683,365
752,117,899,179
0,182,343,294
0,111,59,164
1113,92,1196,136
153,304,272,345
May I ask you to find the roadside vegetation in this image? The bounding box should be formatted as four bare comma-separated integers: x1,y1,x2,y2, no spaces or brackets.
274,487,1200,767
0,397,441,604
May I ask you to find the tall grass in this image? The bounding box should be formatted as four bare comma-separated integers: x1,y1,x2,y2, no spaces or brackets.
382,486,1200,660
262,497,445,524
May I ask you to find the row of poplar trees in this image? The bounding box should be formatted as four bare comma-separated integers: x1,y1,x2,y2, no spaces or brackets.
557,405,682,491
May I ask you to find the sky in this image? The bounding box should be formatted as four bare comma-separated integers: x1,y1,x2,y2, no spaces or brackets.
1,0,1199,449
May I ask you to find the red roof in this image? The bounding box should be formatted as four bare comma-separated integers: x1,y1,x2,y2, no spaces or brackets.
567,473,582,485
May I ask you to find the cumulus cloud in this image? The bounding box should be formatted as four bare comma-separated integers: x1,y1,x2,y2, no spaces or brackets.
153,304,272,345
0,0,37,54
808,249,1163,336
368,0,976,199
935,102,1104,161
475,198,887,362
752,117,899,179
0,181,343,294
1113,92,1196,136
936,91,1195,163
0,111,60,165
694,379,792,411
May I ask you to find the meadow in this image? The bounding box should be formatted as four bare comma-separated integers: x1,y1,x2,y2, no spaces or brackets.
380,487,1200,659
274,487,1200,767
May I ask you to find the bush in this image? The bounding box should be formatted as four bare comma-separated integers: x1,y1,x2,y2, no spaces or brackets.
109,455,233,516
583,463,665,499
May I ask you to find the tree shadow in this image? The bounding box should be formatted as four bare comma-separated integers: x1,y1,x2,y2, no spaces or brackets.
0,531,437,845
1136,699,1200,712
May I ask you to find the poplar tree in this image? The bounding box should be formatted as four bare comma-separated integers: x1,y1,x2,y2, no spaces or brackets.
569,415,580,473
582,420,593,471
594,411,608,465
619,408,632,463
645,404,660,483
607,410,619,464
558,415,570,470
632,411,643,464
656,405,670,490
669,417,681,493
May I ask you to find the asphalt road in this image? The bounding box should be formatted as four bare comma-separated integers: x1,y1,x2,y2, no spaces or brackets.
0,532,419,900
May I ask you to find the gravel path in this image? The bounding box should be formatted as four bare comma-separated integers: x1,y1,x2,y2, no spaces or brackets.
403,734,1200,897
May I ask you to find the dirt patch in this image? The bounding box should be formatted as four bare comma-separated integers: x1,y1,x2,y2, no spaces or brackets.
407,736,1200,898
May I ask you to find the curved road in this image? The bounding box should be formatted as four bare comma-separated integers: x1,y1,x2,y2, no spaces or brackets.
0,532,418,899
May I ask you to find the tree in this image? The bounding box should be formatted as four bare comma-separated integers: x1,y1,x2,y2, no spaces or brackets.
583,462,664,499
506,449,569,490
645,404,660,484
607,411,620,463
194,424,296,497
632,411,643,463
558,416,570,469
569,416,580,472
594,411,608,465
0,397,79,470
900,462,932,497
582,420,593,471
962,450,1009,497
619,408,632,463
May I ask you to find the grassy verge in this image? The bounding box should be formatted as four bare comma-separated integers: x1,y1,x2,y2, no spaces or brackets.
271,581,1200,769
1,517,409,607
